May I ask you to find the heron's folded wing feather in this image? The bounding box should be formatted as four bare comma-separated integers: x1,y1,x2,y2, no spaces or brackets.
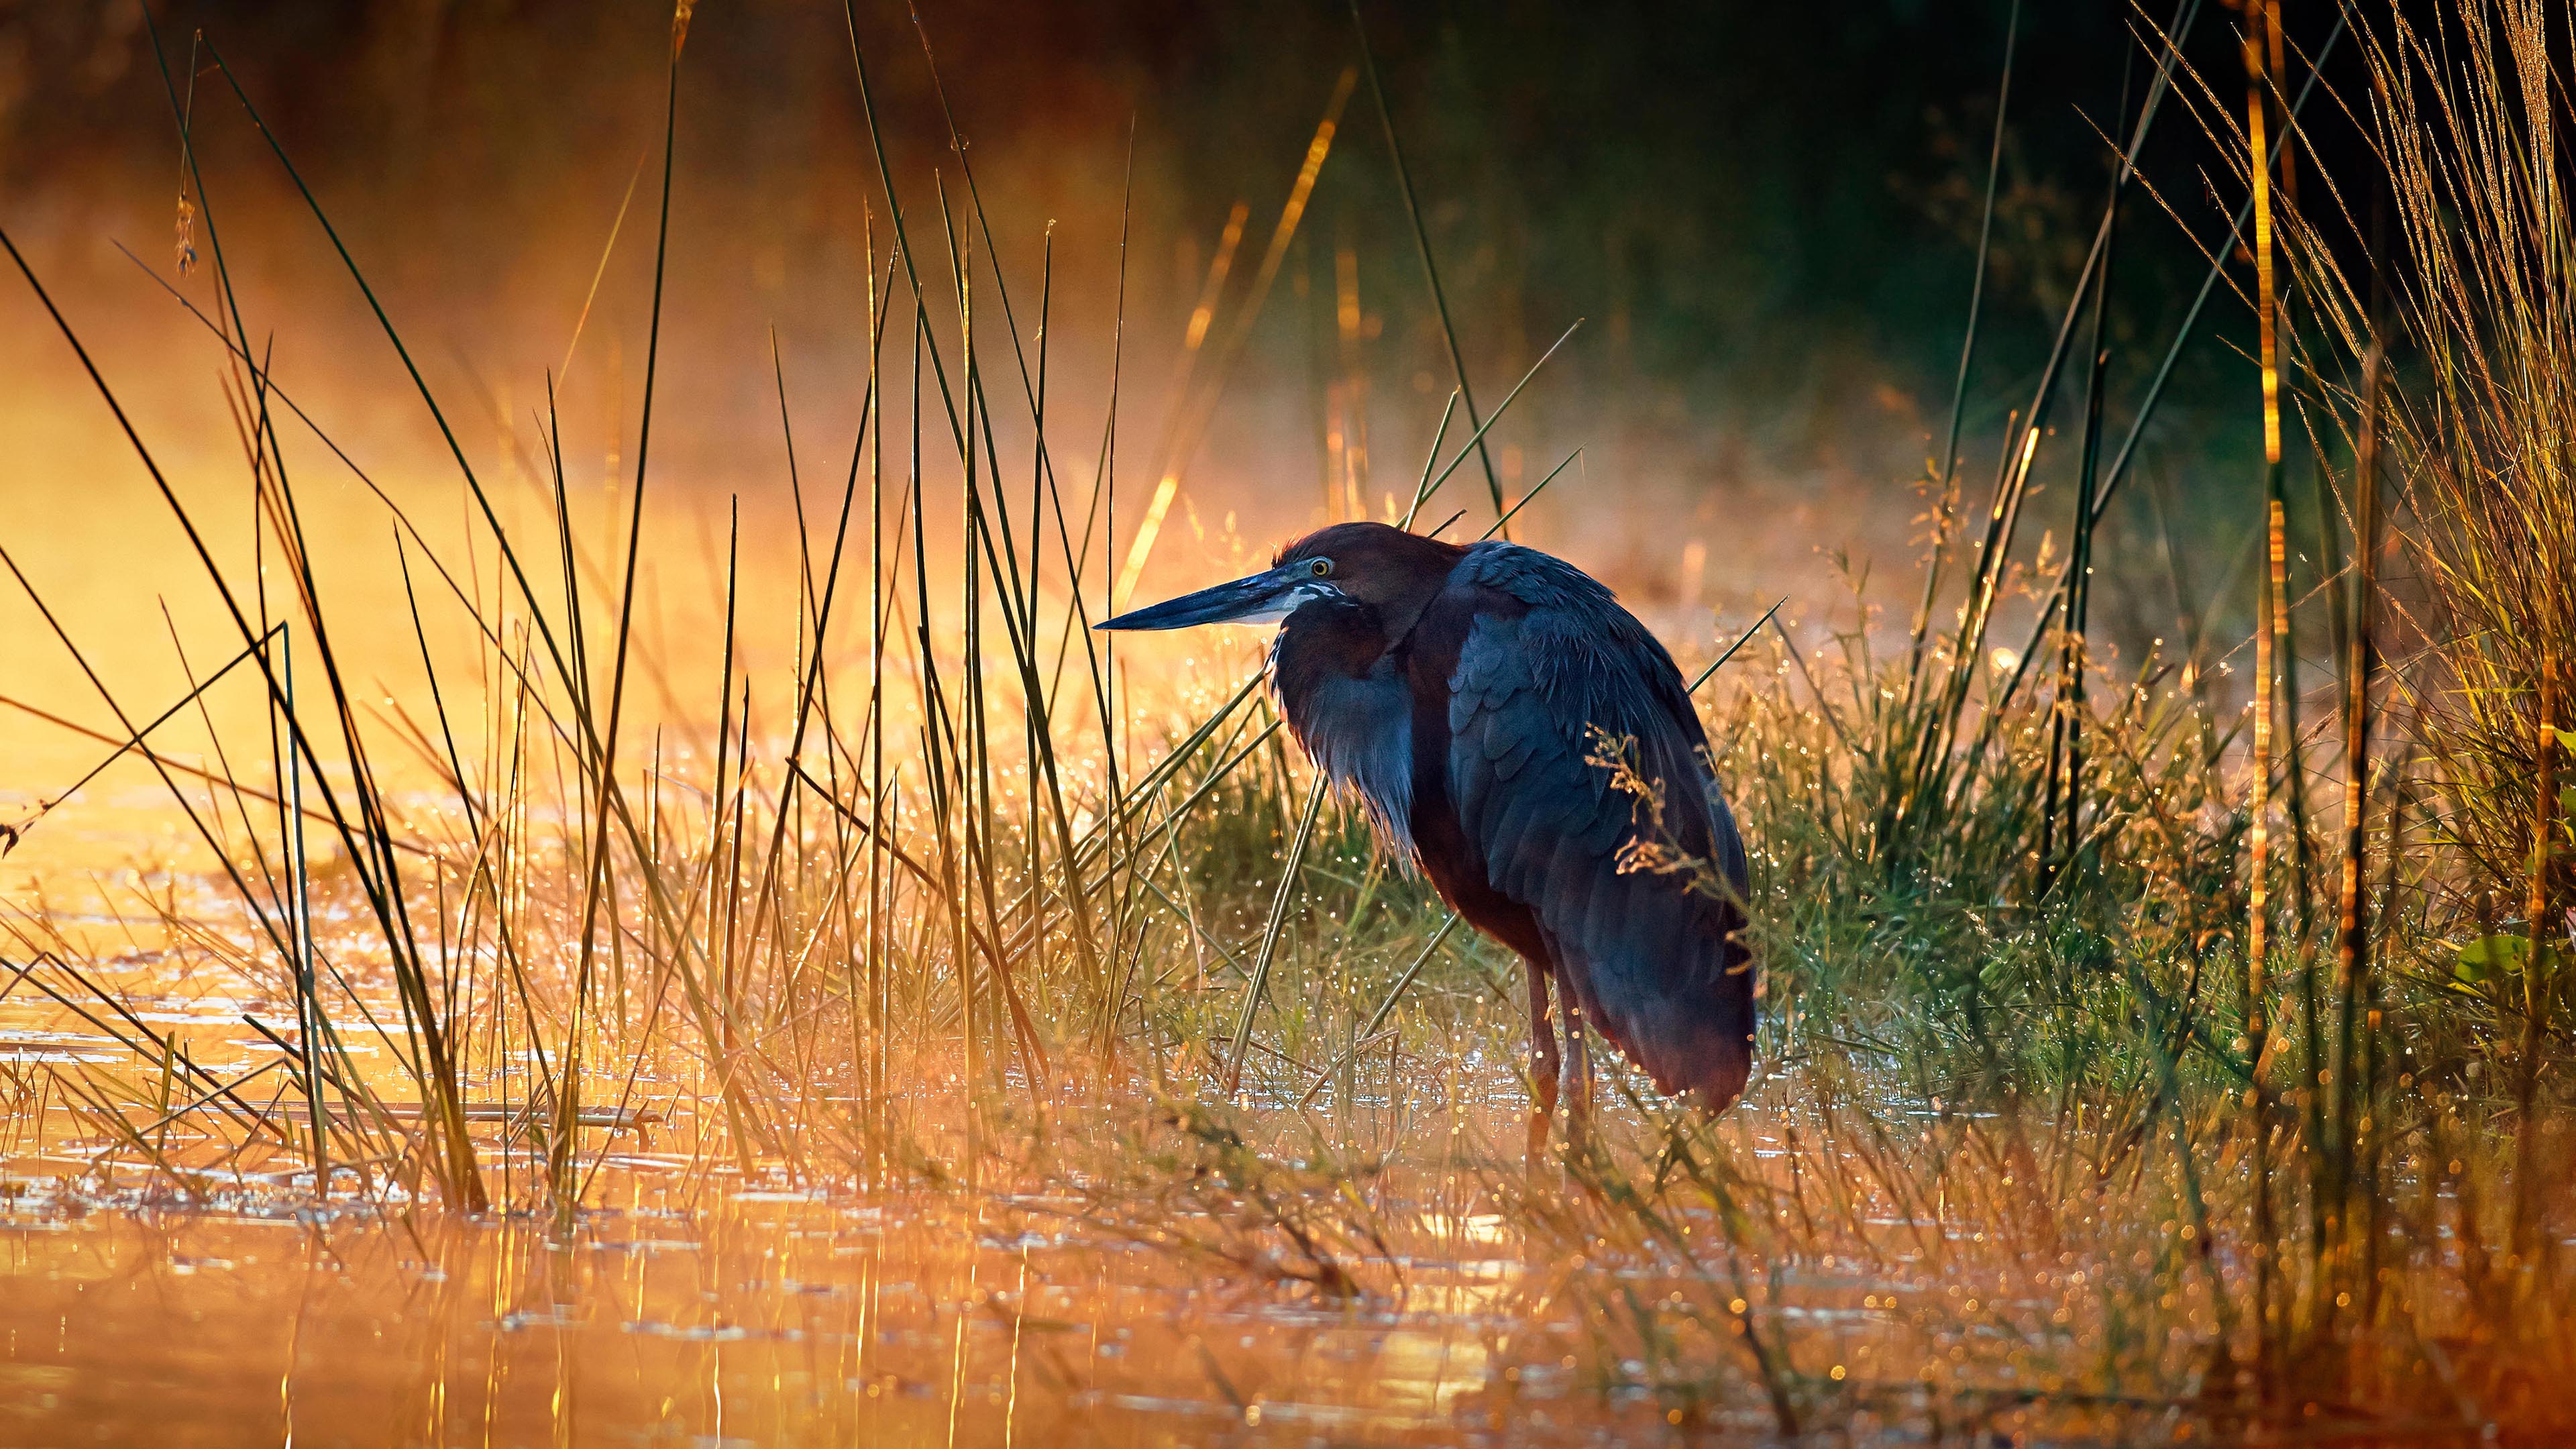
1444,551,1754,1105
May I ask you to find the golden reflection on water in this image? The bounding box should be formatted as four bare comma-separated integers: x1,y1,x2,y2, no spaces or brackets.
0,1179,1544,1447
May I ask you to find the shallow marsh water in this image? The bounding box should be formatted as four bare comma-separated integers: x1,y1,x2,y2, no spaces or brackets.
0,1159,2084,1448
0,1038,2279,1449
0,1176,1528,1447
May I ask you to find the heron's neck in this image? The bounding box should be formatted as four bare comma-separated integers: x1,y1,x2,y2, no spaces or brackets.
1273,596,1387,683
1362,537,1468,648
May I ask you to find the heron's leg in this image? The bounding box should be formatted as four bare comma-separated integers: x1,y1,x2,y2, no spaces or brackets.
1558,979,1595,1155
1523,956,1560,1167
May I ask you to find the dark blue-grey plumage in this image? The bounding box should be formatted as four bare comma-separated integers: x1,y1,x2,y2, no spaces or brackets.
1434,543,1752,1105
1269,596,1417,859
1098,520,1756,1134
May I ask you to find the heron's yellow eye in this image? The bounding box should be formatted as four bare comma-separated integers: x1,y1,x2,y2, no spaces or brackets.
1308,558,1333,578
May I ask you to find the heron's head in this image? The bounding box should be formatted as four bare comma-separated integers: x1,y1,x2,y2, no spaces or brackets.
1095,521,1465,641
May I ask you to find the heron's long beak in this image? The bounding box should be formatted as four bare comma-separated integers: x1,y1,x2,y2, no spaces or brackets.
1094,565,1328,631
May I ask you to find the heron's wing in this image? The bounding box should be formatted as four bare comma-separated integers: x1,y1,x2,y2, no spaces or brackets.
1444,544,1754,1105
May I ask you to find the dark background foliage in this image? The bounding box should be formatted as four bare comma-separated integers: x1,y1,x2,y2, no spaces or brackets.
0,1,2367,631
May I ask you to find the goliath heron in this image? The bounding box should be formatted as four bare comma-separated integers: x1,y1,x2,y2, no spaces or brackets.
1099,521,1753,1154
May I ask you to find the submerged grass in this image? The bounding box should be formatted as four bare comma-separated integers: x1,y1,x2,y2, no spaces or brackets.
2,1,2573,1442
